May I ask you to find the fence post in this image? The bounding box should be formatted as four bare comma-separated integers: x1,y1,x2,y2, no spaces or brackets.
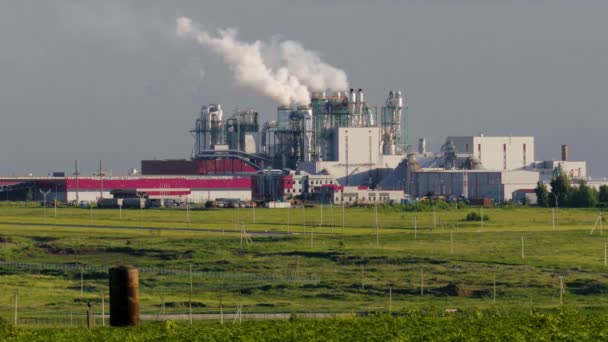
86,302,94,330
109,266,139,326
14,291,18,326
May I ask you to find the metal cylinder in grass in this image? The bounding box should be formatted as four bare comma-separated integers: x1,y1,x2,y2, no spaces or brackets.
109,266,139,326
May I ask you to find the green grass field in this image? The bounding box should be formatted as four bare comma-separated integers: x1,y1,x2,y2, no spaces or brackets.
0,203,607,327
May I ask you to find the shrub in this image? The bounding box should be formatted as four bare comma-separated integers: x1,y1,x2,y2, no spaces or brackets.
465,212,489,221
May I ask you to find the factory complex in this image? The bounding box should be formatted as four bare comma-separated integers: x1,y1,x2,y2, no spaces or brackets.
1,89,605,207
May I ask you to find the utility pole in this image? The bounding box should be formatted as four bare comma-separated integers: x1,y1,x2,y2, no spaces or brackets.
99,160,103,199
75,160,79,204
559,275,564,305
14,291,18,326
189,264,193,325
375,203,379,247
54,184,58,218
480,206,484,232
450,230,454,255
552,193,559,229
39,189,51,218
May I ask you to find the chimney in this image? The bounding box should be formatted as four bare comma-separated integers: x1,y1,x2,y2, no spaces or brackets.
561,144,568,161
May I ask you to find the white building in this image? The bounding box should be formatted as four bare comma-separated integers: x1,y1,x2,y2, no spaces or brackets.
410,169,540,203
300,127,404,186
446,135,535,170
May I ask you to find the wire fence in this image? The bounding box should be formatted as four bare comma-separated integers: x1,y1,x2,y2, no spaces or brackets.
1,259,607,327
1,206,608,327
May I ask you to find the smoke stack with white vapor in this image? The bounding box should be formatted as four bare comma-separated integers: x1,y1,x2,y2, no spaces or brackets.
176,16,348,106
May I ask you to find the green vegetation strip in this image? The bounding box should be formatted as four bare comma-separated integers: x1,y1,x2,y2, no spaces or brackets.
3,310,608,341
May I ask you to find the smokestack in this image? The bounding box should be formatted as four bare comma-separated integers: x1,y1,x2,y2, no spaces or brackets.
561,144,568,161
419,138,426,154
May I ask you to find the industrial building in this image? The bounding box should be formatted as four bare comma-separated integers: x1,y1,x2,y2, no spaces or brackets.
251,169,404,204
147,89,407,182
407,137,594,203
409,170,539,203
2,86,607,206
0,176,251,203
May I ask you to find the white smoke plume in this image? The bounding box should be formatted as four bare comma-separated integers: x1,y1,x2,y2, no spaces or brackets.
176,16,348,106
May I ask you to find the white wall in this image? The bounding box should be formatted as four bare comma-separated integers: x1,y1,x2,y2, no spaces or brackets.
334,127,380,165
299,127,403,186
410,170,539,202
67,191,113,203
189,190,251,203
67,190,251,203
446,136,535,171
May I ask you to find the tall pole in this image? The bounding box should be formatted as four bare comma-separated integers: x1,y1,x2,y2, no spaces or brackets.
342,201,345,233
186,197,191,227
40,189,50,218
480,206,484,232
287,206,291,233
303,205,306,234
559,275,564,305
420,267,424,296
75,160,79,204
552,208,555,231
375,203,379,247
14,291,18,326
99,160,103,199
320,203,323,227
521,235,525,259
389,287,392,313
310,224,314,248
493,273,496,303
553,194,559,229
189,264,193,325
54,184,58,218
361,264,364,290
296,256,300,282
450,230,454,255
102,295,105,327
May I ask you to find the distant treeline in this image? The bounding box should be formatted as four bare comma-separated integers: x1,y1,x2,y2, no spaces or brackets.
535,173,608,208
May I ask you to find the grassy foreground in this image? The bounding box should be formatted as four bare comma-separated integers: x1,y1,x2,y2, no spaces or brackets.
3,310,608,341
0,204,608,324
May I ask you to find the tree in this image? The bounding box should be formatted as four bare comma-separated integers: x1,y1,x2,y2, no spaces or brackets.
599,185,608,204
534,182,549,207
570,180,598,207
549,174,571,207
